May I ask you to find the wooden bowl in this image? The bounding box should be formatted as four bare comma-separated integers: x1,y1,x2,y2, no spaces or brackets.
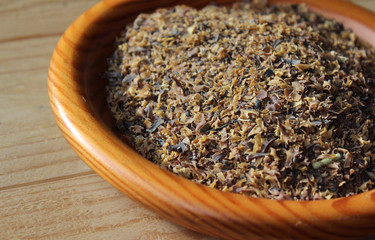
48,0,375,239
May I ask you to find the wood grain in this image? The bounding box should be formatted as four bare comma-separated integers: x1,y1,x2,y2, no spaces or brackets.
0,0,96,189
0,174,213,240
1,0,375,239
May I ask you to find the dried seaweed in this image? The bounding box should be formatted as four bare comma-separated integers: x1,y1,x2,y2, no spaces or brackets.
106,2,375,200
147,117,163,133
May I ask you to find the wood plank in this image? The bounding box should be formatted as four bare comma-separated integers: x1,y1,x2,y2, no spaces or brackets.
0,36,92,189
0,0,99,42
0,0,99,188
0,173,216,240
349,0,375,11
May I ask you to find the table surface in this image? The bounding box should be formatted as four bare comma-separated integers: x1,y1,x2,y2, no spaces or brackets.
1,0,375,239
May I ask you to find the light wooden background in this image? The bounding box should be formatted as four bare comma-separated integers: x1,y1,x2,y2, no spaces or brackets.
1,0,374,239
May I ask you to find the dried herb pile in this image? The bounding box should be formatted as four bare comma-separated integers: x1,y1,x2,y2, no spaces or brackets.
106,2,375,200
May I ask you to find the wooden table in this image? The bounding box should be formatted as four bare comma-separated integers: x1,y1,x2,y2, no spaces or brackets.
1,0,374,239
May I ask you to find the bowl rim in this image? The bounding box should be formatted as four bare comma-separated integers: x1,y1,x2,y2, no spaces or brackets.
48,0,375,239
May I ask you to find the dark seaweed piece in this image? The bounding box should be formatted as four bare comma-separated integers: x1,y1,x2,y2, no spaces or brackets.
264,68,274,77
255,98,261,110
243,141,254,149
167,141,188,153
106,70,122,79
199,123,212,133
157,138,166,146
281,58,301,65
272,39,282,48
211,122,230,132
212,150,228,161
123,74,136,83
144,105,153,119
247,153,268,161
116,120,134,133
147,117,163,133
261,138,276,153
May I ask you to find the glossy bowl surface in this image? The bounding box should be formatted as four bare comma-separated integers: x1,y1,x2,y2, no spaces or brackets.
48,0,375,239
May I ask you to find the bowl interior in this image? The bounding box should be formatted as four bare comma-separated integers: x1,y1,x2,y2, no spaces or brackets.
83,0,375,135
